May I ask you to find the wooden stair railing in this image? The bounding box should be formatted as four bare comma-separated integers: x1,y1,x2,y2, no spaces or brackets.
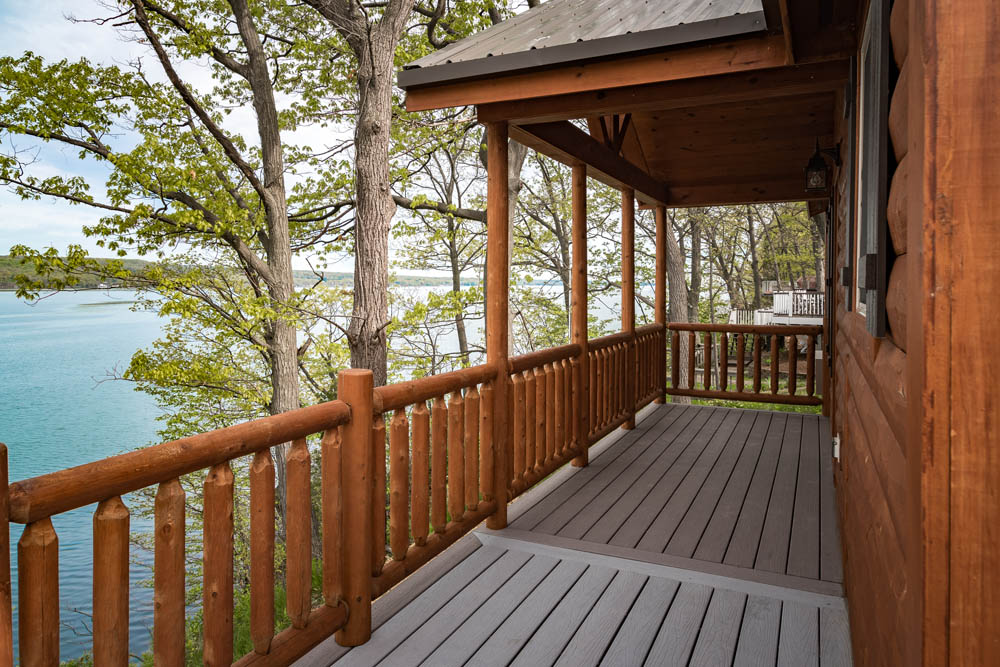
666,322,823,406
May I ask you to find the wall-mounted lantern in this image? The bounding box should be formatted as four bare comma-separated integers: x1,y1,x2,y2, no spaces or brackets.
805,140,842,193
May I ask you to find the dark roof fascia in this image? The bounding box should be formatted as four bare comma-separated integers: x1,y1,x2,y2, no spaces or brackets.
398,10,767,90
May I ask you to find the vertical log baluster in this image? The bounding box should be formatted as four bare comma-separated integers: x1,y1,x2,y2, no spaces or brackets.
545,363,556,464
389,410,410,561
720,332,729,392
447,390,465,522
788,335,798,396
753,334,763,393
480,382,495,500
250,451,275,652
588,352,597,435
372,419,387,576
464,386,480,509
0,446,10,667
431,397,447,534
287,439,312,629
525,370,537,476
321,427,342,607
704,331,713,390
806,335,816,397
770,334,780,394
411,403,430,545
512,373,525,484
154,479,185,665
337,368,373,646
534,367,546,471
203,462,234,665
594,351,604,428
554,361,565,456
736,333,746,394
18,518,59,665
94,496,129,665
687,332,696,390
565,359,574,451
671,330,680,389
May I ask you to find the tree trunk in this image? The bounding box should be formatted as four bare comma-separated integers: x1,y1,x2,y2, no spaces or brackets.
664,210,691,403
746,206,763,309
447,216,470,365
687,210,702,321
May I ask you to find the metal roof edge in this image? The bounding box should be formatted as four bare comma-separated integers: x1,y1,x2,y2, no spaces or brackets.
397,10,767,91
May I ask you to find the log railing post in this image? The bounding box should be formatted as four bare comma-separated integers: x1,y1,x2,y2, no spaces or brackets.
486,120,510,529
203,462,234,666
622,187,636,429
654,205,667,403
286,438,312,629
250,451,275,654
0,445,10,667
571,162,590,466
336,368,374,647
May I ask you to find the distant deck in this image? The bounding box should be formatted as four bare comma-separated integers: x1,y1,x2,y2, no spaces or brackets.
300,403,852,666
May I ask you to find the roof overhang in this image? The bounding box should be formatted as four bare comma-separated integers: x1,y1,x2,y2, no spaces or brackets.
398,10,766,90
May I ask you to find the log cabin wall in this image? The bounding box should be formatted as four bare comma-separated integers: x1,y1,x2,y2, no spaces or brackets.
831,0,919,664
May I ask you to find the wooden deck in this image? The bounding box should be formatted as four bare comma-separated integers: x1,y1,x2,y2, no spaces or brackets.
300,403,851,666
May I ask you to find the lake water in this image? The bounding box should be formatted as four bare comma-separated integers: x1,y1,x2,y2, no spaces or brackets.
0,290,163,660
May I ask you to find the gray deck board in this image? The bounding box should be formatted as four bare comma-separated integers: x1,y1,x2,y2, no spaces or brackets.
733,595,782,667
777,601,820,667
532,406,689,535
788,415,822,579
608,407,724,548
509,564,618,667
689,588,748,667
820,607,853,667
693,412,772,563
511,405,678,532
643,582,714,666
666,410,760,558
553,571,648,667
367,550,534,667
309,406,851,667
600,576,679,666
575,405,707,542
724,413,788,569
755,412,803,573
635,409,744,552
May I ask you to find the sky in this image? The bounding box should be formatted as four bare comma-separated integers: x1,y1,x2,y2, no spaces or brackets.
0,0,371,273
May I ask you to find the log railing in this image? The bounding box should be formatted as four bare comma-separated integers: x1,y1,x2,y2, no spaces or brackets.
507,343,583,498
4,319,832,665
3,398,354,666
666,322,823,406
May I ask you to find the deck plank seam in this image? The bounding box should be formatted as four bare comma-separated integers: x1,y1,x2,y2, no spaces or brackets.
779,411,806,578
605,407,726,548
533,405,698,535
503,562,592,665
748,413,792,572
665,410,763,559
569,405,712,541
707,411,773,566
597,574,653,666
628,408,734,550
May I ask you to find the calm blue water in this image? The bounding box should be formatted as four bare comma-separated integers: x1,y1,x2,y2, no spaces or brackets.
0,290,164,660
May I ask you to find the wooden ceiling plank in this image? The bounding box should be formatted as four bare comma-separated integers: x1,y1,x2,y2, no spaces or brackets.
511,121,670,205
666,179,826,207
476,59,847,124
407,34,787,112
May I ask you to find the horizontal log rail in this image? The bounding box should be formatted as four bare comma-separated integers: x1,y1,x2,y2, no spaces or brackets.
666,323,823,406
508,342,580,374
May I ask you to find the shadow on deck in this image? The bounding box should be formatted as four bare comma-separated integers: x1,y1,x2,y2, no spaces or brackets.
300,403,852,666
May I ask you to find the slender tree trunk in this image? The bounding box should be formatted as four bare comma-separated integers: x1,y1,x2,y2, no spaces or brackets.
688,210,702,321
664,210,691,403
447,217,470,365
746,206,763,309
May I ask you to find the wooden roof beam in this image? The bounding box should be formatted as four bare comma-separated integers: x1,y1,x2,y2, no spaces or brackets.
477,59,848,124
407,34,786,112
511,121,669,205
664,178,828,208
